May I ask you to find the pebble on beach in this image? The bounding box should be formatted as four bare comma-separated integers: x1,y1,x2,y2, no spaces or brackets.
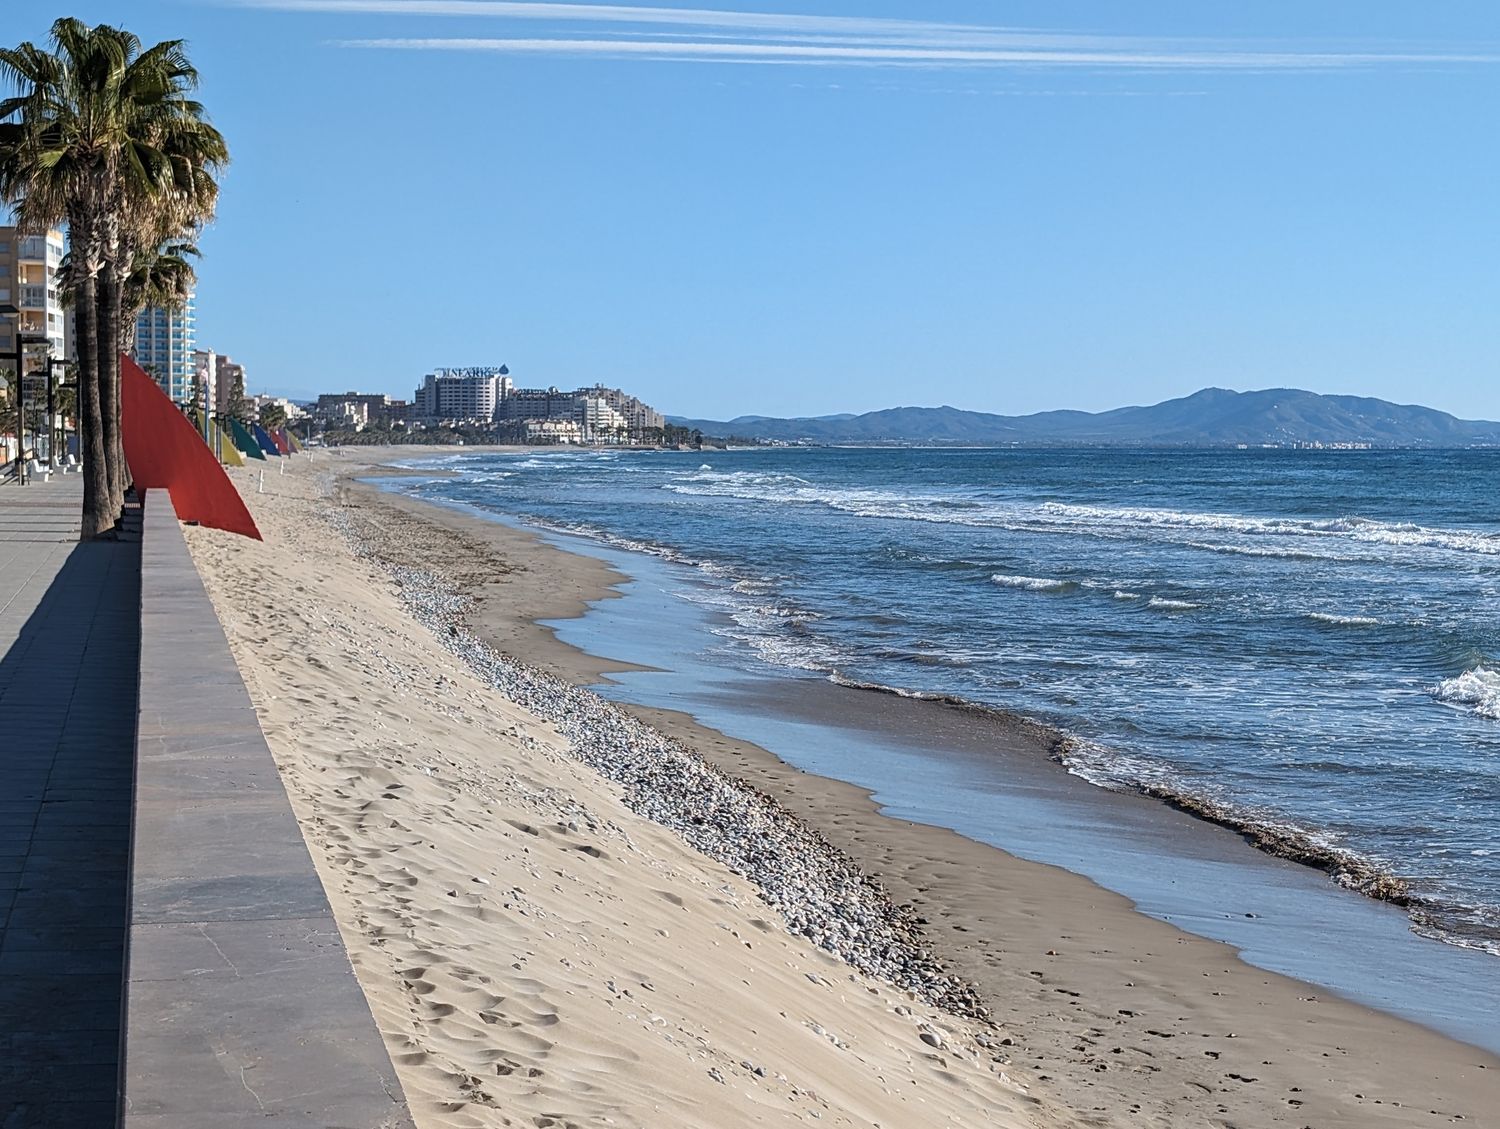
327,501,992,1022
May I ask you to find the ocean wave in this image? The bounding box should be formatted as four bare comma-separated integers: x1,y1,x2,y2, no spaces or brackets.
1043,502,1500,557
1432,667,1500,720
1306,612,1382,627
1186,541,1348,562
675,468,812,489
1146,597,1202,612
664,476,1500,559
991,573,1076,594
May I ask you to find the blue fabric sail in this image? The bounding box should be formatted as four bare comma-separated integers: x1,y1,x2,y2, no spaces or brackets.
251,422,282,456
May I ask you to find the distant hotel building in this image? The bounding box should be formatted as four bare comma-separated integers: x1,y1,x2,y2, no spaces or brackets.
414,367,514,421
412,366,664,442
134,294,197,404
0,226,67,361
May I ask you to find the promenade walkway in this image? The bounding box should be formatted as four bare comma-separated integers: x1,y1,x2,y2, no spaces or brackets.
2,480,409,1126
0,477,140,1128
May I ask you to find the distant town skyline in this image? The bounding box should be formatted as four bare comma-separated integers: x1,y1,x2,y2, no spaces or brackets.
9,2,1500,419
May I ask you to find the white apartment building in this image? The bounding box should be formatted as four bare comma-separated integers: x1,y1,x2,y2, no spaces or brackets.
414,367,513,420
574,395,629,438
134,294,197,404
191,349,218,421
0,227,67,363
246,394,306,421
524,419,585,444
580,384,665,432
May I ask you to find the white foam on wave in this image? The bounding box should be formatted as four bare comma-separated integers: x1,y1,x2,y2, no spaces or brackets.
1432,667,1500,720
664,472,1500,559
1187,541,1348,562
1045,503,1500,557
1307,612,1381,627
1147,597,1202,612
991,573,1074,593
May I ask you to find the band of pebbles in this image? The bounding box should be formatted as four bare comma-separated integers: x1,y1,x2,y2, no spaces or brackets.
324,500,991,1022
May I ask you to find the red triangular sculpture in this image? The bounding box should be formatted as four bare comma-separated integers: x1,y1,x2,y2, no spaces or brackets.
121,355,262,540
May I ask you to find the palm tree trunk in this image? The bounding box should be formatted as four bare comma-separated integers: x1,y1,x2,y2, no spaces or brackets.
97,266,125,518
75,274,112,541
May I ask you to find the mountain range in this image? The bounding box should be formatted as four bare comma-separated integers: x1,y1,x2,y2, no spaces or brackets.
669,388,1500,447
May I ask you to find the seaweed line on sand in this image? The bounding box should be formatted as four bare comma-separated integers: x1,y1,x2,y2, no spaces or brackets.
1050,735,1414,905
832,658,1500,953
324,499,994,1022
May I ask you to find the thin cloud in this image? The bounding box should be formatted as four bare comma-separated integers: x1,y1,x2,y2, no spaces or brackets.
331,36,1500,71
233,0,1500,71
236,0,1098,43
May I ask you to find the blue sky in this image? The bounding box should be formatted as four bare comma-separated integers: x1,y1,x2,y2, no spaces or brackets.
10,2,1500,419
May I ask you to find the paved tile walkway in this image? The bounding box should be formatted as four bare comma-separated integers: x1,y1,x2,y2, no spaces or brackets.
0,478,140,1128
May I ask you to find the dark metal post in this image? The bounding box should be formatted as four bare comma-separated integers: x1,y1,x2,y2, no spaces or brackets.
12,330,22,485
46,361,56,470
43,357,65,471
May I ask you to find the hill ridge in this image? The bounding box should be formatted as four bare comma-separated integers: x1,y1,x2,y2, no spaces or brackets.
669,387,1500,447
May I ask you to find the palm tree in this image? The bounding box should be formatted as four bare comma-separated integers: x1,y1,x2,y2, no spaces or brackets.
258,401,287,431
106,117,225,507
0,18,227,537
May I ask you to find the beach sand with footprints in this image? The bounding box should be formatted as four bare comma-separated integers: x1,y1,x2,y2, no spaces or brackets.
181,447,1497,1127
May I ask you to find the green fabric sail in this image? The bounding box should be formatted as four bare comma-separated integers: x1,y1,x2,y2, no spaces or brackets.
227,417,267,460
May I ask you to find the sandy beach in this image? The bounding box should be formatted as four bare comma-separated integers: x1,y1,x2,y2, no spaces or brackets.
184,446,1497,1128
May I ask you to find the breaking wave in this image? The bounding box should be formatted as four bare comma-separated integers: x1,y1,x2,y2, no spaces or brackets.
1432,667,1500,720
990,573,1076,594
665,471,1500,560
1307,612,1382,627
1147,597,1202,612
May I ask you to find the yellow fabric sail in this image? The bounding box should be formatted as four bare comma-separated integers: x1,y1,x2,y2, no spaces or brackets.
217,422,245,466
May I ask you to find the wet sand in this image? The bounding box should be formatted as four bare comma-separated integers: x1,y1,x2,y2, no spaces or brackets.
193,453,1064,1129
341,452,1499,1129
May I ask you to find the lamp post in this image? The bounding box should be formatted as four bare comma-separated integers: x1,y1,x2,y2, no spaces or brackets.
42,357,67,471
1,303,18,481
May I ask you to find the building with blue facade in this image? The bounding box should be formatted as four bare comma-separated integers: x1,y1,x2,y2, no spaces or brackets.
133,295,197,404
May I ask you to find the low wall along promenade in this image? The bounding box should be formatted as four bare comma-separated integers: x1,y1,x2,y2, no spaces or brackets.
0,481,411,1127
122,491,412,1125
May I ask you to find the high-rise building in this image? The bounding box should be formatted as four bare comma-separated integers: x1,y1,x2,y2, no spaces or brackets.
133,294,197,404
0,226,67,361
214,354,246,413
414,367,512,421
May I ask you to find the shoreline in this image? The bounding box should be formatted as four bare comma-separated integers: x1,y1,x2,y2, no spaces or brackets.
340,456,1498,1127
364,465,1449,937
192,455,1062,1129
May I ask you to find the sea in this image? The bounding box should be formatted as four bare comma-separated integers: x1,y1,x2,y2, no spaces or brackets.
389,445,1500,1036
